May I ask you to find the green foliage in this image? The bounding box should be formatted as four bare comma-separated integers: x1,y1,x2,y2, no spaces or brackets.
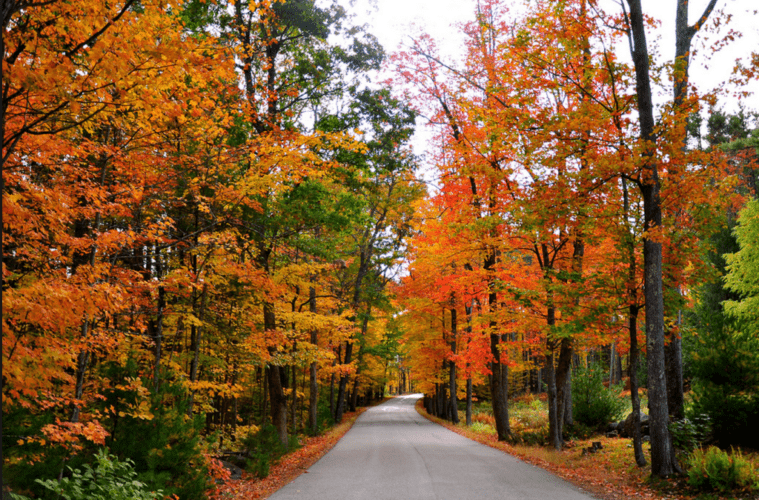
687,446,758,493
685,196,759,448
103,363,211,500
564,422,596,440
723,199,759,326
34,449,162,500
669,413,712,452
470,422,497,436
1,405,72,497
572,363,627,430
242,424,300,478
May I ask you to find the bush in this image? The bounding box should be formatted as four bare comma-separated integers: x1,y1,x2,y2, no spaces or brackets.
33,449,162,500
242,424,299,478
105,373,211,500
687,446,758,493
669,413,712,451
564,422,595,440
572,363,627,430
470,421,497,435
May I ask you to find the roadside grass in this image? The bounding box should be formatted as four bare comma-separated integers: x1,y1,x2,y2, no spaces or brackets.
210,405,372,500
420,396,759,500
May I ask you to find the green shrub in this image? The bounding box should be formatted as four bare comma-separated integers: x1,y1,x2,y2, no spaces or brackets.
572,363,627,430
517,427,549,446
565,422,595,440
669,413,712,451
34,449,162,500
103,362,211,500
687,446,758,493
242,424,300,478
470,422,496,435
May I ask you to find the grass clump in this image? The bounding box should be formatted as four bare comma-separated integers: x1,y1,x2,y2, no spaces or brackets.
686,446,758,494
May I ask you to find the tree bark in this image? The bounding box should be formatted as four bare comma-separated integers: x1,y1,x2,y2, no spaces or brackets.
153,286,165,392
188,283,208,416
449,305,459,424
334,340,352,422
309,286,318,434
624,0,677,476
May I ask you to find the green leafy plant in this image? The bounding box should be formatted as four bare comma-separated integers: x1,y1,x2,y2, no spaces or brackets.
242,424,300,478
34,449,162,500
470,421,497,435
572,363,627,430
669,413,712,451
687,446,758,493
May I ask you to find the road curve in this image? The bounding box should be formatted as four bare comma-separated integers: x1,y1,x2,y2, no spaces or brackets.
269,394,598,500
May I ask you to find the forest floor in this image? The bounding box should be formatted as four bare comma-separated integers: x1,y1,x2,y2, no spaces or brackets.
417,396,759,500
209,394,757,500
210,404,376,500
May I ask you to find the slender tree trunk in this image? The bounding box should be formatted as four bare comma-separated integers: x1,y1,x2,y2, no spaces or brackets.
449,306,459,424
486,251,511,440
665,330,685,420
309,286,318,434
554,338,572,444
629,305,647,467
466,378,473,426
70,322,91,424
153,286,165,392
264,295,288,445
625,0,677,476
188,283,208,416
335,340,352,422
564,365,573,428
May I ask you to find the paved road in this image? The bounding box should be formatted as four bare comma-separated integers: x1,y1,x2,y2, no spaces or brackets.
269,394,598,500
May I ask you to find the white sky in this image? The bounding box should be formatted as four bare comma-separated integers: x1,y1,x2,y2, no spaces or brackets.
338,0,758,180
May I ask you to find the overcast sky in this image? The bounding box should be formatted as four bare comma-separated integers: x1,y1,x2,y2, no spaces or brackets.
337,0,758,178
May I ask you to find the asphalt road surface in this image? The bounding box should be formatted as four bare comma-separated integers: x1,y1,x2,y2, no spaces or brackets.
269,394,599,500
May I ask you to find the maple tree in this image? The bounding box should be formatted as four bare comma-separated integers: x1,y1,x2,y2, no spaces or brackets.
393,0,749,476
3,0,757,495
2,0,420,496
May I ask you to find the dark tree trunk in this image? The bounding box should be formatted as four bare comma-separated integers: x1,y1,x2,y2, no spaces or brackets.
309,286,318,434
545,346,560,450
625,0,677,476
334,340,352,422
486,251,511,440
665,331,685,420
554,337,572,445
449,306,459,424
563,365,573,428
629,305,647,467
264,295,288,445
153,286,165,392
188,283,208,416
466,378,473,426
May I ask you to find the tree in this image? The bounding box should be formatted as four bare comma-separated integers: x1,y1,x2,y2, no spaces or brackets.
622,0,721,477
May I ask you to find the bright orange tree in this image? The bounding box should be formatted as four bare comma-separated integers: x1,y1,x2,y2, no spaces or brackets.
394,0,738,456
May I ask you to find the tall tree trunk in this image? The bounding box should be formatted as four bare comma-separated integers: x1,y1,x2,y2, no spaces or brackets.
465,300,474,426
554,338,572,445
448,305,459,424
665,328,685,420
466,378,473,426
563,363,573,428
486,251,511,441
309,286,318,434
624,0,677,476
624,173,647,468
264,296,288,445
153,286,165,392
629,305,647,467
334,340,352,422
188,283,208,416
